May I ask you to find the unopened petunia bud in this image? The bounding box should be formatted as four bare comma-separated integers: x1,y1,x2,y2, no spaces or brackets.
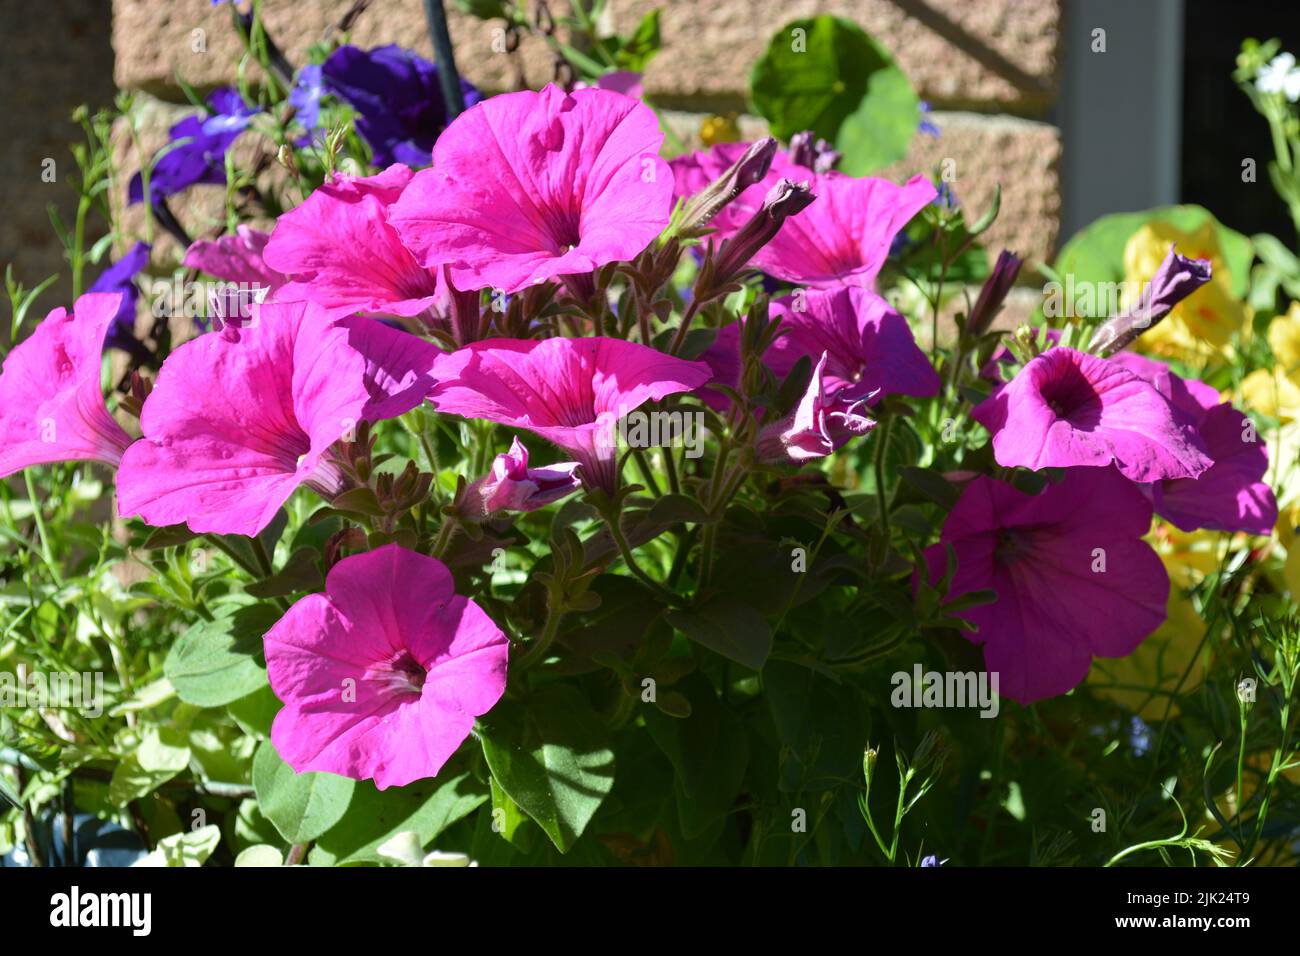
1089,245,1212,356
966,249,1023,338
709,178,815,291
679,137,778,236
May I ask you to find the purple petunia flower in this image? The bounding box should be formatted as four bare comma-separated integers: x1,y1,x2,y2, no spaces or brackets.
288,64,325,137
320,44,482,168
88,241,152,360
128,88,259,207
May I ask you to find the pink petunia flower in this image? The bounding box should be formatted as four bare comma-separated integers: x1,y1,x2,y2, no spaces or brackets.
264,544,509,790
263,164,445,322
736,171,937,289
389,84,673,295
116,301,436,537
697,287,937,413
184,225,286,288
971,346,1212,482
1110,352,1277,534
921,468,1169,704
463,436,582,519
766,286,939,402
0,292,133,478
755,352,876,463
428,337,711,493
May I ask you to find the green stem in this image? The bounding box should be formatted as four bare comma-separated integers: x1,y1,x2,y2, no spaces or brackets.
24,470,61,586
516,590,566,673
873,415,894,536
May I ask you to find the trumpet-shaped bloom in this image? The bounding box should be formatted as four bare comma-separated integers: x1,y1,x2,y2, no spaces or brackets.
264,544,508,790
971,346,1212,482
263,165,444,322
921,469,1169,703
88,241,153,360
1110,352,1277,534
391,84,673,294
128,88,259,207
428,337,711,493
767,287,939,402
755,352,876,463
463,437,582,518
0,293,134,478
320,45,482,168
738,172,937,288
116,301,432,536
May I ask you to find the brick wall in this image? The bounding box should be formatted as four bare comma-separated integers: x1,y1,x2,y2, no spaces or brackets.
7,0,1065,327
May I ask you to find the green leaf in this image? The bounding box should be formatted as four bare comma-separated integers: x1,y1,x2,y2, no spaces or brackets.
135,826,222,867
898,466,959,509
164,602,277,707
479,684,616,853
750,15,917,174
1055,205,1253,300
109,727,191,807
615,9,661,72
227,683,282,738
646,493,712,526
764,659,869,791
246,547,324,598
252,739,356,844
666,597,773,670
311,771,487,865
644,672,748,837
142,523,201,549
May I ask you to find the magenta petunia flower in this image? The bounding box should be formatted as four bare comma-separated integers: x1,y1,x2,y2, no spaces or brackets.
0,293,133,478
971,346,1212,482
184,225,286,289
921,468,1169,703
738,172,936,288
755,352,876,463
428,337,711,493
1109,352,1277,534
116,301,434,537
464,436,582,518
697,287,937,414
767,286,939,402
390,84,673,294
263,165,445,321
264,544,509,790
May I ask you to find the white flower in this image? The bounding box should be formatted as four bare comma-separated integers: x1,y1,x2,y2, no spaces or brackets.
1257,52,1300,102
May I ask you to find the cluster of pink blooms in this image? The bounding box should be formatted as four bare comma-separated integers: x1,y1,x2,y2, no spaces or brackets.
0,83,1277,788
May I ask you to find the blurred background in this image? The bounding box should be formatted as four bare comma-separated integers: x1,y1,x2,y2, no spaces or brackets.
3,0,1300,320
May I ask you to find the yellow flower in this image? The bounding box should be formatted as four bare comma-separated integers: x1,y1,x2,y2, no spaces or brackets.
1268,301,1300,374
1087,585,1208,719
699,114,742,147
1122,220,1246,362
1087,526,1219,717
1241,367,1300,421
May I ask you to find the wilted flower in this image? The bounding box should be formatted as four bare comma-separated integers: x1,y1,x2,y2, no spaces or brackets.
462,437,582,518
755,352,876,463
